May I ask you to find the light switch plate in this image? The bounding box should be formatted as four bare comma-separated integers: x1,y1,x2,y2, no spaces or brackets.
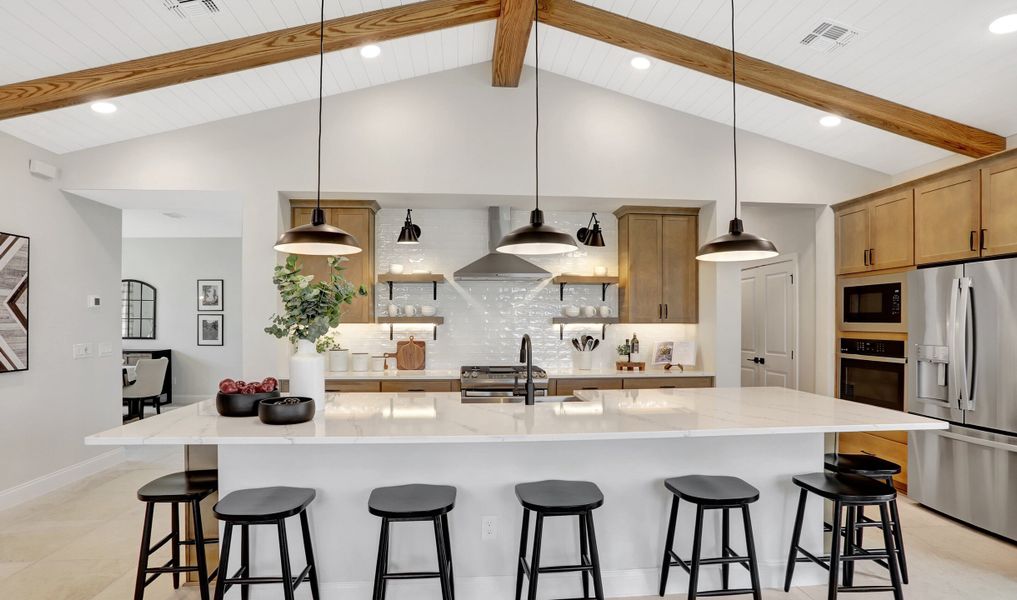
98,342,113,357
73,343,95,359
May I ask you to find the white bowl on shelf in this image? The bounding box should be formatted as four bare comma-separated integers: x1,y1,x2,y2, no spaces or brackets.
420,306,437,317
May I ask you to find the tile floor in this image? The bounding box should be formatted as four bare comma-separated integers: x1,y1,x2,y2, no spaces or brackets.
1,446,1015,599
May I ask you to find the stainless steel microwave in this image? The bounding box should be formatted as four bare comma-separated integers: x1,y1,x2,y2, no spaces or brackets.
837,272,907,333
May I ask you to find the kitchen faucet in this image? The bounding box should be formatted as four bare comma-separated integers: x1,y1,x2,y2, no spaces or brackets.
519,334,535,405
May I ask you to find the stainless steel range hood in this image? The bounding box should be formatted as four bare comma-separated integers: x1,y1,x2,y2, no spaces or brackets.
453,207,551,281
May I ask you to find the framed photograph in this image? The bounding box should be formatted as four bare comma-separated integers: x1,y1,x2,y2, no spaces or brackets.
197,279,224,311
0,232,29,373
652,341,675,366
197,314,224,346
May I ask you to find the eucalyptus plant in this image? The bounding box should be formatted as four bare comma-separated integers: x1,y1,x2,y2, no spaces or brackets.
265,255,367,345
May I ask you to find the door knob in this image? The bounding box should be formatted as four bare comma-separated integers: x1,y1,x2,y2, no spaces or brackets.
746,357,761,364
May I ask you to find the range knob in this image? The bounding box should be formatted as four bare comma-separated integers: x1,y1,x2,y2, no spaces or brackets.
470,370,479,378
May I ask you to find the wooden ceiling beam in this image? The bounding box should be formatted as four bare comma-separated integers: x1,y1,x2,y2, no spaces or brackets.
0,0,501,121
491,0,536,87
539,0,1005,158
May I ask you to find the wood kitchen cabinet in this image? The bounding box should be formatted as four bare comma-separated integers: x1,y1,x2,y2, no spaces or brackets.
614,206,699,323
835,189,914,274
914,170,980,265
980,155,1017,258
621,376,714,389
289,200,378,323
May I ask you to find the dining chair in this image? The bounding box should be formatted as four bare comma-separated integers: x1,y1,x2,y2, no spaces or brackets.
123,358,169,421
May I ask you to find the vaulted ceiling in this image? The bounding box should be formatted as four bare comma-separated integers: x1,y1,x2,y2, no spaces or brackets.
1,0,1015,174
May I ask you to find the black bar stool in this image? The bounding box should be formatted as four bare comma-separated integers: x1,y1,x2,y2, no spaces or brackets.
134,470,218,600
824,453,909,584
213,486,320,600
514,479,605,600
368,484,457,600
784,472,903,600
658,475,762,600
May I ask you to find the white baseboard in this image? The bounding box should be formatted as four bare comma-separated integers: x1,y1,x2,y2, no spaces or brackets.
0,448,125,511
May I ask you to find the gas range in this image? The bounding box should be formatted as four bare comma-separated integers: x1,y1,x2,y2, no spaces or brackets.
460,365,549,401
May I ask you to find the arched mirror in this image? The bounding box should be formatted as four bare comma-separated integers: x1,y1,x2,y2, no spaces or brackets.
122,279,156,339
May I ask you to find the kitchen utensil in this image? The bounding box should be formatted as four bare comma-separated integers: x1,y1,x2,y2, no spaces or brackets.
404,304,417,317
420,305,437,317
582,306,596,317
389,264,404,274
571,338,583,352
395,336,426,370
590,339,600,351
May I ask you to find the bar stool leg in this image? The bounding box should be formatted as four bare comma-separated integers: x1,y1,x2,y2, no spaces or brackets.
783,489,808,592
526,514,544,600
658,496,679,597
687,505,705,600
740,505,763,600
300,511,321,600
585,512,605,600
213,523,234,600
441,513,455,600
134,502,155,600
434,517,452,600
878,503,905,600
372,518,390,600
277,520,296,600
191,500,211,600
721,508,731,590
579,514,590,599
884,478,909,584
515,510,530,600
827,501,843,600
171,502,181,589
240,524,250,600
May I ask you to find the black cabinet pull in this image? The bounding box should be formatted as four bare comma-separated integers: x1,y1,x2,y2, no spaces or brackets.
863,249,869,266
658,304,662,319
970,230,977,251
664,304,668,319
869,248,875,265
981,229,987,251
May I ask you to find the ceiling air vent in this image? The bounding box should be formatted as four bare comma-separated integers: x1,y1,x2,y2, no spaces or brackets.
800,19,862,53
164,0,220,19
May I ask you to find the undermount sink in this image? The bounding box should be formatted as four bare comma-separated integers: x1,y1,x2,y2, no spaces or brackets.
461,395,584,404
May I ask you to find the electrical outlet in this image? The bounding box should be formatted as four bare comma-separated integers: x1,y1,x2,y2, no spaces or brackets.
98,342,113,357
72,343,95,359
481,516,498,540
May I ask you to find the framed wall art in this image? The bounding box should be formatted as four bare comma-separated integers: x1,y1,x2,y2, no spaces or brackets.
197,314,224,346
0,232,29,373
197,279,224,311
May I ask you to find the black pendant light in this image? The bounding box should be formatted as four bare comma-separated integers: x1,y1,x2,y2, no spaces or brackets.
396,209,421,244
496,0,578,256
696,0,778,263
274,0,361,256
577,212,606,247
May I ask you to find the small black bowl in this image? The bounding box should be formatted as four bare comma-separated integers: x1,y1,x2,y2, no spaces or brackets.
216,391,281,417
259,396,315,425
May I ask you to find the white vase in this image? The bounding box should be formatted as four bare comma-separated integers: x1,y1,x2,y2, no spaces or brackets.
328,349,349,372
290,339,325,412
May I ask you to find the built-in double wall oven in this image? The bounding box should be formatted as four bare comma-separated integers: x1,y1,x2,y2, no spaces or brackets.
839,338,907,412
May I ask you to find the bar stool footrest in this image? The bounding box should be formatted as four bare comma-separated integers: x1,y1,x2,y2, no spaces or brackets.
668,548,754,572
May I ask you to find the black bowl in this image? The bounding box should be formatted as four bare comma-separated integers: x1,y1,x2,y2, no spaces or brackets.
258,396,315,425
216,391,281,417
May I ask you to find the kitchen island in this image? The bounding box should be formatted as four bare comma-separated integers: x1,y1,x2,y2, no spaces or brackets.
87,387,945,599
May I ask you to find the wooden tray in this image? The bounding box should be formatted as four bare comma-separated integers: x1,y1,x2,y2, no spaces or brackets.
616,361,646,371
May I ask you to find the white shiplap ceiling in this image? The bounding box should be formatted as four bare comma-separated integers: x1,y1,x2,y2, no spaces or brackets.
1,0,1016,174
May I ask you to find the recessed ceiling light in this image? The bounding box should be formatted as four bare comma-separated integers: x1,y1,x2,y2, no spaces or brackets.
90,101,117,114
360,44,381,58
819,115,842,127
630,56,651,70
989,14,1017,34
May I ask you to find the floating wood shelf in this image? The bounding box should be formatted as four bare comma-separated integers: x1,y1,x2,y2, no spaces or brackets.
377,273,446,300
551,316,619,340
376,316,444,341
552,275,619,302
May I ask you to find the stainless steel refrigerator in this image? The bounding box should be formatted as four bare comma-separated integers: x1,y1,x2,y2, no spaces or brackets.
908,258,1017,541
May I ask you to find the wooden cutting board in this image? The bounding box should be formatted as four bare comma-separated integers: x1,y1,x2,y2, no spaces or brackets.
395,337,426,370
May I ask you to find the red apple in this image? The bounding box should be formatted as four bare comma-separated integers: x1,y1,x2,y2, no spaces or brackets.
262,377,278,392
242,384,259,394
220,381,239,394
218,378,235,392
235,380,246,388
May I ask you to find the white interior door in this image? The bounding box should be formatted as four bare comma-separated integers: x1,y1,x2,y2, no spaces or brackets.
740,259,798,389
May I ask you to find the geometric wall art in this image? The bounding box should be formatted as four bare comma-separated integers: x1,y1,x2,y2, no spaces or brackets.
0,232,29,373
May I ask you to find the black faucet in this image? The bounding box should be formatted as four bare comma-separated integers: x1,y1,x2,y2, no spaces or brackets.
519,334,535,405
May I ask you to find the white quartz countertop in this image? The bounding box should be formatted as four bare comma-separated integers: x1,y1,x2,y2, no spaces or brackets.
87,387,945,446
314,368,714,380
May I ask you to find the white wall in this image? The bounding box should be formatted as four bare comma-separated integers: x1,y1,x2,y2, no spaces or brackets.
121,238,243,401
0,133,122,503
57,64,890,384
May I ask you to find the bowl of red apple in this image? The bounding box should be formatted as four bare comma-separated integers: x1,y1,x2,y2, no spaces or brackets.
215,377,281,417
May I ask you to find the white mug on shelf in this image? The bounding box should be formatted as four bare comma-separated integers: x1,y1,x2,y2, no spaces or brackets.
389,264,404,274
387,304,400,317
351,353,369,372
598,305,612,318
594,266,608,277
404,305,417,317
564,305,580,317
582,306,596,318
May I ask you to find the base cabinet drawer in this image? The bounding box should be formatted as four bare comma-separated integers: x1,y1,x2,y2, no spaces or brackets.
554,378,623,395
838,431,908,490
380,380,453,393
324,380,381,393
622,377,714,389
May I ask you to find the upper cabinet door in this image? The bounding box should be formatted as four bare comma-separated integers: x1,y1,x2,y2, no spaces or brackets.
915,170,981,265
622,214,664,322
836,204,870,275
869,190,914,270
330,208,375,324
981,157,1017,258
661,215,698,323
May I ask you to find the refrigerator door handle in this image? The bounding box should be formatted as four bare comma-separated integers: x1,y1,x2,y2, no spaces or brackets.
946,277,961,406
936,430,1017,453
956,277,974,410
964,280,977,411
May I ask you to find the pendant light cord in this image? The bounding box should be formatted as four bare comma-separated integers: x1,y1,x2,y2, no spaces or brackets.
730,0,738,221
534,0,540,211
316,0,325,210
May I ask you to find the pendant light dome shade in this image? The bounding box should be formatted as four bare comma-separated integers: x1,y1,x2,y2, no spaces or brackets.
696,218,778,262
274,208,362,255
497,209,579,255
